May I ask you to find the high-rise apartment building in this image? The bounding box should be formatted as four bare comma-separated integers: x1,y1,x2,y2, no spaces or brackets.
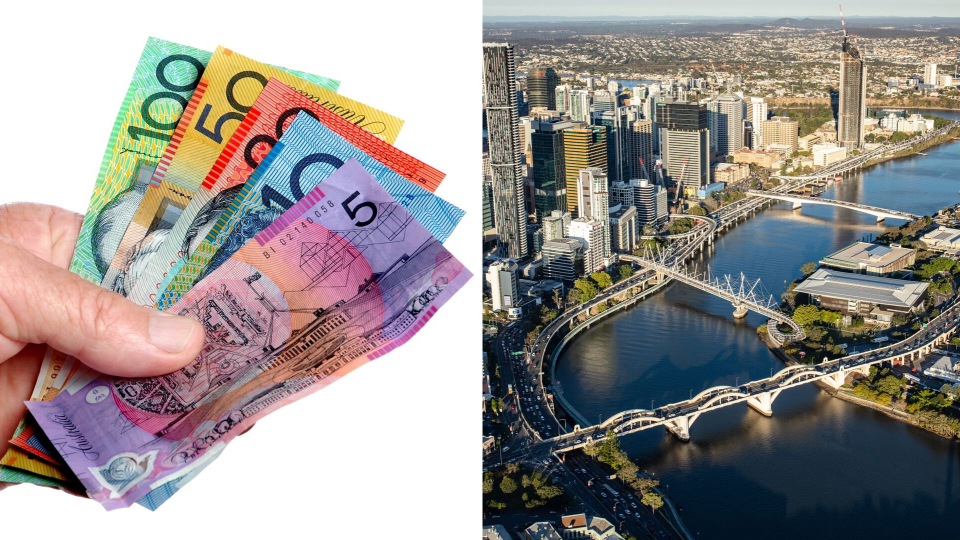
483,43,528,259
570,90,591,123
568,218,605,275
562,127,608,215
527,66,559,110
555,85,571,114
577,167,610,259
761,116,799,154
707,90,744,157
745,97,767,149
838,34,867,150
530,117,574,220
924,62,938,86
592,90,616,113
609,205,638,254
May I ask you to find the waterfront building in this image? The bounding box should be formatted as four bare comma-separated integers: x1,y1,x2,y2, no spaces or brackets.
812,143,847,167
577,167,610,259
819,242,916,276
568,217,605,274
486,259,519,312
562,127,608,215
707,90,744,157
745,97,767,149
483,43,528,258
839,33,867,150
924,356,960,384
556,84,571,114
712,162,749,184
896,114,934,134
920,226,960,252
528,66,559,110
530,117,574,220
570,89,591,123
541,238,584,282
610,178,667,226
793,268,928,325
761,116,799,154
542,210,572,242
609,204,638,254
656,100,710,193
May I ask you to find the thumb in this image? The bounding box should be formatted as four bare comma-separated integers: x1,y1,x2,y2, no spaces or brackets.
0,237,204,377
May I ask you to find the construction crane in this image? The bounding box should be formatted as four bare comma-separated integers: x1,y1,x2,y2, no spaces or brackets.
674,157,689,204
839,4,847,38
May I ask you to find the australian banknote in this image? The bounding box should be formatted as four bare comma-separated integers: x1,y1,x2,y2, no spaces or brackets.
98,45,347,296
28,158,470,509
128,77,442,308
155,112,463,310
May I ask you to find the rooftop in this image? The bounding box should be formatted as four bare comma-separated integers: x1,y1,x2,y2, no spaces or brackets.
794,269,928,308
525,522,562,540
821,242,915,269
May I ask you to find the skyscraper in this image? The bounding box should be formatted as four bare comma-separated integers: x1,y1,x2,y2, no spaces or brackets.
486,259,519,312
568,218,604,275
542,210,572,242
541,238,584,282
591,111,620,183
656,101,710,194
483,43,528,259
924,62,938,86
527,66,559,110
592,90,616,112
707,90,744,157
577,167,610,259
570,90,591,123
627,119,655,181
745,97,768,149
610,179,667,226
562,127,608,215
838,34,867,150
530,117,573,220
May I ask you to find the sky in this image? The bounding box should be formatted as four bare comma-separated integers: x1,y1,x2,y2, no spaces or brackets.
483,0,960,18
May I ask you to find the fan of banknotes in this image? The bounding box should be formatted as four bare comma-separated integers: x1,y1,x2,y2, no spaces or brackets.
0,37,469,510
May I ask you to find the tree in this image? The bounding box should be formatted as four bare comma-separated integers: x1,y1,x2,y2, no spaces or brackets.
482,473,494,494
574,279,599,303
499,476,518,494
819,309,842,327
536,485,563,499
618,264,634,281
800,262,818,276
632,476,659,494
591,271,613,289
687,205,707,216
504,462,520,475
876,375,904,397
583,441,600,460
792,304,821,327
641,492,664,515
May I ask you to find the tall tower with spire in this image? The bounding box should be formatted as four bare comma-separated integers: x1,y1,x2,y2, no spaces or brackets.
838,5,866,150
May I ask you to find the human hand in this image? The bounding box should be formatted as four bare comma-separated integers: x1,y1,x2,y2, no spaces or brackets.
0,203,205,489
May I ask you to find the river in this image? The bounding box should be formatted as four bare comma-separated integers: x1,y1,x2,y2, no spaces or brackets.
555,110,960,538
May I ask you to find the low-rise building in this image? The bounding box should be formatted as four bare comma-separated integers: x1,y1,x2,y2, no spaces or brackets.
799,132,823,150
558,513,625,539
924,356,960,384
920,226,960,252
525,522,563,540
819,242,916,276
793,268,929,326
712,163,749,184
696,181,726,199
733,149,776,168
812,143,847,167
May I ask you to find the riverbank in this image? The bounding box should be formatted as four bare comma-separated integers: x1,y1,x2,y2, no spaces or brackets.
858,125,960,173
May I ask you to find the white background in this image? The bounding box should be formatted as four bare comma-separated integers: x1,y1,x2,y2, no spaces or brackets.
0,0,480,535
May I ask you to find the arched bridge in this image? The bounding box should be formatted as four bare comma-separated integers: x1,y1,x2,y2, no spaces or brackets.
536,298,959,451
746,190,918,221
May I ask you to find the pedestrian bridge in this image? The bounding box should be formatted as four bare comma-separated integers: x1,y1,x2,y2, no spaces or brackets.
620,252,804,344
746,190,918,221
538,299,958,449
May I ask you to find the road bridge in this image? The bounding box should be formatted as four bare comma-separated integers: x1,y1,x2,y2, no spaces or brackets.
538,298,959,449
746,190,918,221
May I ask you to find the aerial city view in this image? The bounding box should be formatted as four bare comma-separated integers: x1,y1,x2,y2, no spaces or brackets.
481,3,960,539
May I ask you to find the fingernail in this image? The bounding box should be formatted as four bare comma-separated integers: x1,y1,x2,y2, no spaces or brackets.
149,313,197,353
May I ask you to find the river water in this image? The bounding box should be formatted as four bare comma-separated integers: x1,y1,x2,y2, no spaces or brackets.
556,111,960,538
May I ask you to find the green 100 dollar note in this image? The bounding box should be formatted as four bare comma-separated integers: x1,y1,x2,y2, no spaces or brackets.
68,37,213,284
